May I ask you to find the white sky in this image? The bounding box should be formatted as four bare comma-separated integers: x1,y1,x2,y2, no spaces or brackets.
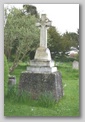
4,4,79,34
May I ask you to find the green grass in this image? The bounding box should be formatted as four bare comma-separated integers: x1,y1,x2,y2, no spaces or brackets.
4,62,79,116
4,102,60,116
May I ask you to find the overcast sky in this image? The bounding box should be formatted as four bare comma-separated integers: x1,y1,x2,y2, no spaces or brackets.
4,4,79,34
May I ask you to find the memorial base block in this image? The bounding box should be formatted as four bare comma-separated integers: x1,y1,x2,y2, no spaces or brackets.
19,71,63,101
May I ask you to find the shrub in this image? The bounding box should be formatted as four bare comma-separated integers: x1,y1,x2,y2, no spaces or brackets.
4,55,9,96
55,55,74,62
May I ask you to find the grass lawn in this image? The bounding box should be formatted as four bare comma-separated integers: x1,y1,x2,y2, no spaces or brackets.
4,62,79,116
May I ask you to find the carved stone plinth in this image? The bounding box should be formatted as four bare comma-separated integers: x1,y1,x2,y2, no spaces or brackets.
19,71,63,101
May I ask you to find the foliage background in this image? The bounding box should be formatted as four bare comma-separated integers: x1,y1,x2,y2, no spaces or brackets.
4,5,79,73
4,55,9,96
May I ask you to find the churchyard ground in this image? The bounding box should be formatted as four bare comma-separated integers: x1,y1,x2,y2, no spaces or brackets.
4,62,79,116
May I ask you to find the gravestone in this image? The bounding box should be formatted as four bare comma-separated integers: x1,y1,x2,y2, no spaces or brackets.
72,60,79,70
19,14,63,101
8,76,16,88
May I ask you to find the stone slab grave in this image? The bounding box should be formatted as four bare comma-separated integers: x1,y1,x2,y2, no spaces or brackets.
72,60,79,70
19,14,63,101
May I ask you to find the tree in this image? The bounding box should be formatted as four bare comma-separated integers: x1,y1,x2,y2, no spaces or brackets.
4,55,9,96
4,6,39,73
23,4,39,18
77,28,79,49
61,31,79,54
48,28,79,59
48,26,62,58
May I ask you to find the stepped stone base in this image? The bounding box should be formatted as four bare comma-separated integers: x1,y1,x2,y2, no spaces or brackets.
27,59,57,73
27,66,57,73
30,59,55,67
19,71,63,101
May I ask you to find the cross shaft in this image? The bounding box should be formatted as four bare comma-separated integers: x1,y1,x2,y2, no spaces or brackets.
36,14,51,48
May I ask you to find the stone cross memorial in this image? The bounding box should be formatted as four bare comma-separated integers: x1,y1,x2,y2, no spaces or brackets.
34,14,51,61
36,14,51,48
19,14,63,101
28,14,57,73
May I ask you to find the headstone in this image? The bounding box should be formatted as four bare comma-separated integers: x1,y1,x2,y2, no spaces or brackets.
19,14,63,101
8,76,16,88
72,60,79,69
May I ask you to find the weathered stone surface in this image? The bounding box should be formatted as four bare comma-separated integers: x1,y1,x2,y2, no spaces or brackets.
19,71,63,101
8,76,16,86
27,66,57,73
34,47,51,61
30,59,55,67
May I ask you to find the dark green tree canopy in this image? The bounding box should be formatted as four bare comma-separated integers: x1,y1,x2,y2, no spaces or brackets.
48,26,62,54
23,4,39,18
